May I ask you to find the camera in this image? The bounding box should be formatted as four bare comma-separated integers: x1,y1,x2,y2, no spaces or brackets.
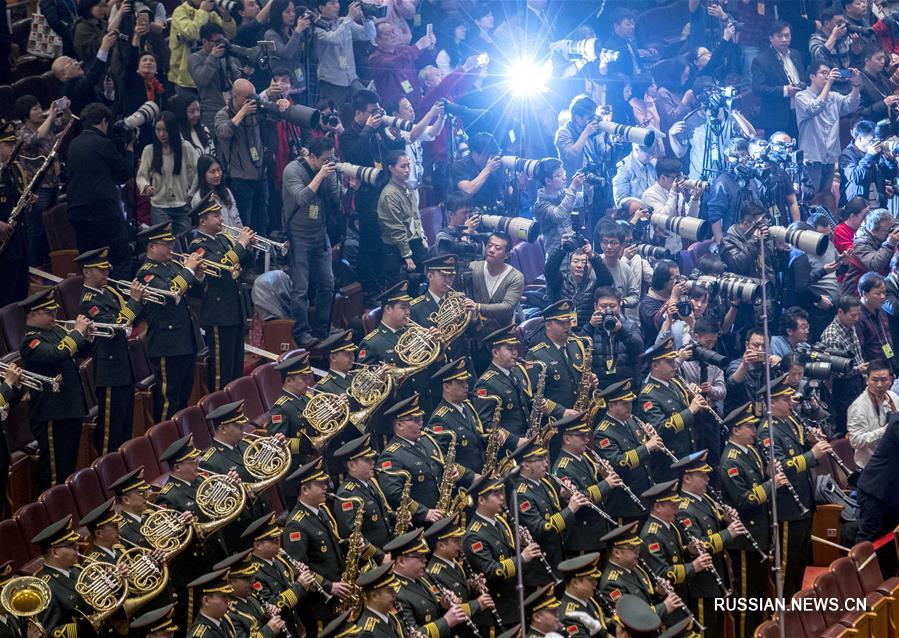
335,162,388,188
636,244,671,259
590,119,655,147
360,1,387,19
250,94,321,129
846,24,875,36
213,0,238,13
500,156,542,178
680,178,709,191
323,112,340,128
650,212,712,241
600,311,618,332
480,214,540,243
435,98,486,120
768,225,829,256
731,158,770,182
726,19,744,30
796,343,855,375
717,275,771,304
693,345,727,367
436,228,484,263
699,83,738,111
110,101,160,146
675,299,693,317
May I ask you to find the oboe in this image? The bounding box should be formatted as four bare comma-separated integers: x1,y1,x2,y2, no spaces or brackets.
434,582,482,638
637,559,706,633
461,553,505,630
548,473,616,525
705,485,768,562
633,416,678,462
586,448,646,511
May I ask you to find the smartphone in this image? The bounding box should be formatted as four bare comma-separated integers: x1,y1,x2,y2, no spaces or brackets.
426,23,433,38
838,68,853,80
136,12,149,28
477,52,489,66
53,96,70,111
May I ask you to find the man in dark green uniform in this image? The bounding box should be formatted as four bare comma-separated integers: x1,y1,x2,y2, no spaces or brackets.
355,562,406,638
552,412,620,555
0,120,27,308
471,324,573,441
386,529,468,638
556,553,609,638
80,498,124,563
523,584,563,638
185,570,239,638
333,435,394,550
756,374,831,599
281,459,358,637
129,604,179,638
377,393,472,526
672,451,744,638
428,357,488,474
424,515,494,637
189,196,256,392
75,246,145,454
315,330,357,395
359,281,413,368
217,549,286,638
525,300,589,411
610,595,691,638
637,339,706,482
269,353,315,506
32,516,96,638
592,380,656,525
136,222,205,421
597,523,682,624
318,612,358,638
463,475,542,628
512,438,590,586
19,289,90,489
718,401,780,638
111,467,159,549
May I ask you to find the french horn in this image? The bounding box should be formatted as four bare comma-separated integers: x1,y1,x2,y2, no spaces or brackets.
1,576,50,636
140,503,194,557
75,560,129,629
395,321,442,368
303,389,376,451
117,547,169,615
194,473,246,539
242,433,291,497
427,290,471,344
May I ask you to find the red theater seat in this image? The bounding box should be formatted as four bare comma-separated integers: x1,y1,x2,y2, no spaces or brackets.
14,502,50,556
252,363,281,411
226,376,265,422
173,406,214,451
55,275,84,321
0,303,26,354
38,485,79,526
92,452,128,497
831,557,888,637
119,437,161,482
0,518,32,570
199,391,231,420
66,468,106,518
146,421,181,472
362,307,382,336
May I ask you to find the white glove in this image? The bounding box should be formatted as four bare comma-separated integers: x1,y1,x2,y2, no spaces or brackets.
565,612,603,635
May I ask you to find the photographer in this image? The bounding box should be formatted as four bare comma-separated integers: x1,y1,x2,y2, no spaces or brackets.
809,8,852,74
843,0,879,67
641,156,703,255
169,0,235,94
725,328,781,413
612,143,657,206
554,94,611,184
188,22,242,131
848,359,896,468
820,296,868,437
51,31,118,116
843,208,899,295
263,0,312,98
856,272,898,371
545,235,613,329
654,286,710,349
770,306,810,358
533,158,585,258
784,217,842,341
383,96,445,197
883,253,899,343
720,202,779,281
839,119,897,208
214,78,264,231
582,286,644,390
282,136,340,348
368,21,436,112
314,0,375,105
450,131,504,210
66,103,135,280
681,317,726,413
432,192,480,262
750,21,803,139
378,150,427,285
638,259,681,345
856,48,899,122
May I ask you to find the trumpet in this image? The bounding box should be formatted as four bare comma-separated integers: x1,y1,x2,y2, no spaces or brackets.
55,320,127,338
0,362,61,392
222,224,288,255
109,278,181,305
171,252,240,279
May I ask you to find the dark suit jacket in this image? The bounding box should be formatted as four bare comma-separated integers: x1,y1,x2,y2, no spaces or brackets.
751,46,803,137
858,413,899,509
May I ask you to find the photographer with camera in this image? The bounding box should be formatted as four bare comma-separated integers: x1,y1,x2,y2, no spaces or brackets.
51,31,118,116
314,0,375,106
842,0,879,67
720,202,780,282
555,94,612,193
725,328,781,413
654,286,710,350
848,358,896,468
188,22,243,131
770,306,810,358
839,119,897,208
638,259,682,345
582,286,644,391
169,0,235,94
432,192,481,261
383,96,445,197
680,316,727,414
66,102,135,280
214,78,264,231
612,143,657,206
856,272,899,372
533,158,585,258
368,21,435,112
855,48,899,122
641,156,703,255
843,208,899,295
450,131,504,210
784,217,843,341
263,0,312,98
810,8,853,75
545,234,614,329
820,296,869,437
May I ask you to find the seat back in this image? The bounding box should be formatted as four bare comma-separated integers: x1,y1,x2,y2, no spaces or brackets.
0,85,16,120
173,406,214,450
145,421,181,472
812,504,844,566
337,283,364,330
14,502,50,556
38,484,79,525
362,307,383,336
252,362,281,410
849,541,883,594
55,275,84,320
225,376,265,421
509,240,546,286
198,390,231,423
753,620,779,638
119,437,162,481
11,76,49,106
794,588,829,637
0,518,32,569
419,206,444,247
65,468,106,518
516,317,545,350
0,302,26,353
129,337,155,386
831,556,866,600
91,452,129,497
813,570,845,626
261,319,296,356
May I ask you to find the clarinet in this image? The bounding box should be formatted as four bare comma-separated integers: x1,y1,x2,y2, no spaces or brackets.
637,559,706,633
396,604,427,638
633,415,678,462
585,448,646,511
434,582,482,638
791,408,856,478
461,553,505,631
548,473,617,525
506,509,559,585
705,485,768,562
772,458,810,516
262,603,293,638
675,520,732,595
279,549,333,602
686,381,728,436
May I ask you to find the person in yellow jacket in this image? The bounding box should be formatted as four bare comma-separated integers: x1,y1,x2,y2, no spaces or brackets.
169,0,236,91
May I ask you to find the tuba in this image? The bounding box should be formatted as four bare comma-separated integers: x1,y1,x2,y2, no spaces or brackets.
428,290,472,344
75,560,129,629
1,576,50,636
117,547,170,615
242,433,292,497
193,473,246,539
140,503,194,557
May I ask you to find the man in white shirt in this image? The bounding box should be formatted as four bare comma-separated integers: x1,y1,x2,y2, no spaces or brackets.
641,157,702,255
847,358,899,468
595,221,641,321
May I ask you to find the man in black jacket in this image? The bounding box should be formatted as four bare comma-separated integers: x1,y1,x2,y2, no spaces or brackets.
857,409,899,541
50,31,117,115
581,286,644,391
750,21,803,138
545,236,613,328
65,102,135,280
856,47,899,123
839,119,897,208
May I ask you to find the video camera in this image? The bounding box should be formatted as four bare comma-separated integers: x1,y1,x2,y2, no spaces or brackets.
699,83,738,111
360,1,386,19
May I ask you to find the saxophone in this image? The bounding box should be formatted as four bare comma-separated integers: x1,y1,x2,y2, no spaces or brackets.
482,396,503,477
392,470,415,536
573,336,594,413
336,496,365,617
435,431,457,513
524,360,547,439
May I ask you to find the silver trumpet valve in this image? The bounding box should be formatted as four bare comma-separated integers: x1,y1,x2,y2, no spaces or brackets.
55,320,126,339
109,278,181,305
223,224,288,255
0,361,61,392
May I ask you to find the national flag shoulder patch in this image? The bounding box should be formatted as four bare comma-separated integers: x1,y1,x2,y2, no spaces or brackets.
470,541,483,553
271,414,283,424
433,425,443,433
648,542,660,553
358,349,367,359
519,501,531,513
598,438,611,449
88,306,99,317
682,518,693,528
381,461,392,470
610,589,621,601
643,401,653,411
566,626,578,635
252,581,262,591
289,531,301,541
28,338,40,349
762,438,771,447
727,467,739,477
476,388,487,397
143,274,154,283
341,501,354,511
195,248,205,257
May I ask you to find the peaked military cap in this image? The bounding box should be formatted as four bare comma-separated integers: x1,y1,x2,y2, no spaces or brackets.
558,552,602,579
481,323,519,347
240,513,281,543
0,120,17,143
659,617,694,638
189,191,222,225
357,561,396,590
206,400,248,428
378,280,412,305
18,289,60,312
422,254,457,273
109,467,149,497
227,551,258,579
542,299,576,322
598,379,636,403
73,247,112,270
614,595,661,634
130,604,179,634
671,450,712,474
285,457,328,484
641,479,680,503
318,329,357,354
523,584,560,615
599,522,641,547
553,410,590,435
644,337,678,362
213,549,253,572
514,436,547,461
159,434,201,465
137,222,175,244
383,529,429,556
384,392,425,419
424,515,464,542
761,373,795,399
32,516,80,550
186,569,233,595
333,435,377,462
466,474,506,499
274,353,312,378
432,356,472,383
723,401,758,430
79,497,123,531
320,612,359,638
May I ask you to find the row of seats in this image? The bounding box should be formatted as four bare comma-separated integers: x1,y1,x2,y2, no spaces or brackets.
0,354,298,573
755,540,899,638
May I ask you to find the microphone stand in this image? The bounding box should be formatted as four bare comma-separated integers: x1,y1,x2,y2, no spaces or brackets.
758,228,786,638
511,486,527,632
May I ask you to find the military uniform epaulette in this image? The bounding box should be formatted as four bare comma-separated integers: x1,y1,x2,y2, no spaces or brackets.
385,443,401,453
605,568,620,581
647,521,659,534
344,482,356,491
137,262,154,274
191,625,207,638
410,295,426,306
159,483,173,495
677,500,691,511
201,448,216,462
529,342,549,352
274,396,291,407
81,291,94,302
317,374,333,386
290,509,306,523
434,406,449,417
596,419,612,432
516,483,527,494
481,370,496,381
557,457,570,469
362,617,378,632
427,562,443,575
641,383,656,394
363,329,379,341
470,520,482,533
